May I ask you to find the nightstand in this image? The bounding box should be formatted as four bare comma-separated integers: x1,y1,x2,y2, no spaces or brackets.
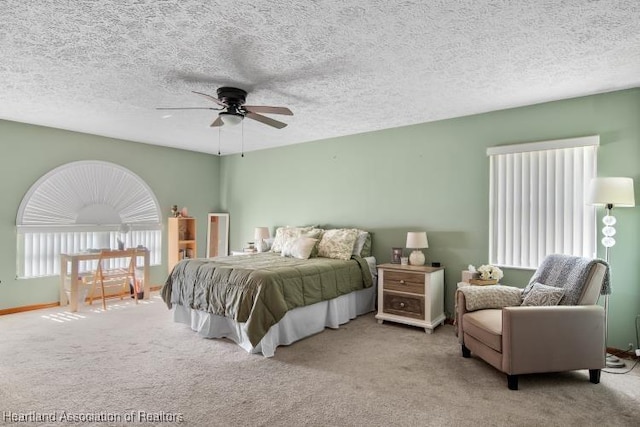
375,263,445,333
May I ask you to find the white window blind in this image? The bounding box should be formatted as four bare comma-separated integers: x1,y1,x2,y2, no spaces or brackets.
17,228,161,278
16,161,163,278
487,136,598,269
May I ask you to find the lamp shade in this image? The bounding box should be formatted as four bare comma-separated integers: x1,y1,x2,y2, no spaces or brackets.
588,177,635,207
406,231,428,249
254,227,270,241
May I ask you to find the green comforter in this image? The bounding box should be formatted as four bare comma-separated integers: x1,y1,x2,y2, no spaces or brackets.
161,252,373,346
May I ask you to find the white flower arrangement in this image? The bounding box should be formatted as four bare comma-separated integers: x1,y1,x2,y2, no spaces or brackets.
476,264,504,281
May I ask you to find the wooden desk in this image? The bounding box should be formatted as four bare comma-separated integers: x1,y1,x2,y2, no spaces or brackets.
60,249,150,312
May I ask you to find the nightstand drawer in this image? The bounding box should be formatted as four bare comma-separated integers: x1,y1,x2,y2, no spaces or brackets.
383,291,425,320
383,270,425,294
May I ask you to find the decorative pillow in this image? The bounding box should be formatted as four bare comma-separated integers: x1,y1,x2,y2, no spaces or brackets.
303,228,324,239
304,228,324,257
360,232,372,257
270,227,288,252
271,226,316,252
351,230,369,256
281,237,318,260
317,228,359,260
521,282,565,306
458,285,523,311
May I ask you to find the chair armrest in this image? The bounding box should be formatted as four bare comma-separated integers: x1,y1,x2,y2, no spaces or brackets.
455,289,469,341
502,305,605,374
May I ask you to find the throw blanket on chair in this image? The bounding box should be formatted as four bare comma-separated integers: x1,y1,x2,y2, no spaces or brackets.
524,254,610,305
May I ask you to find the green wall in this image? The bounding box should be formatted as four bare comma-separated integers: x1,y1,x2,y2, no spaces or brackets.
0,120,221,309
220,88,640,350
1,88,638,350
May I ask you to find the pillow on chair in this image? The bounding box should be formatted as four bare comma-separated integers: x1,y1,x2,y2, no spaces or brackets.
521,282,565,306
458,285,523,311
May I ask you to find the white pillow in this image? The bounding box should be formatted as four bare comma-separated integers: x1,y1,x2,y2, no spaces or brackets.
271,226,319,252
281,237,318,260
352,230,369,256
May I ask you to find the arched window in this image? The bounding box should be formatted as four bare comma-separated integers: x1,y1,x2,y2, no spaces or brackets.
16,161,162,278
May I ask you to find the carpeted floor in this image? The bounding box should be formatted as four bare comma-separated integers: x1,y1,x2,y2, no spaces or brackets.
1,294,639,426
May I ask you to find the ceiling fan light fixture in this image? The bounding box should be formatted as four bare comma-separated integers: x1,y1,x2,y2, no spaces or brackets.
160,87,291,130
219,111,244,126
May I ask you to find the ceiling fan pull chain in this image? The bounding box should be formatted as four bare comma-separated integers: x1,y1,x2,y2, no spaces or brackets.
218,127,221,156
241,120,245,158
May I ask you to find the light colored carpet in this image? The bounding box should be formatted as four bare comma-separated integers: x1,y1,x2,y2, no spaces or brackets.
1,294,639,427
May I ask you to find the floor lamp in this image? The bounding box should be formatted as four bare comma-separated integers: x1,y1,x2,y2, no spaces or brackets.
587,177,636,368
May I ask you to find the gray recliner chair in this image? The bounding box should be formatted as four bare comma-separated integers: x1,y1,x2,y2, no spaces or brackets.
456,255,608,390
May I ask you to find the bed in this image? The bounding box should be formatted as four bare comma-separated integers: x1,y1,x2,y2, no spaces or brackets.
161,227,376,356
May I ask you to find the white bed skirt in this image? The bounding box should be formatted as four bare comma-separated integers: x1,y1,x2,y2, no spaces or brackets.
172,285,376,357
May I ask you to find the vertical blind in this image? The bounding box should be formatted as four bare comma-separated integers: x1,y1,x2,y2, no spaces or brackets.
487,136,598,269
17,229,162,278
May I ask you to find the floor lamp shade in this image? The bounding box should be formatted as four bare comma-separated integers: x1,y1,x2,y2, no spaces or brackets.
406,232,428,266
587,177,635,207
587,177,635,250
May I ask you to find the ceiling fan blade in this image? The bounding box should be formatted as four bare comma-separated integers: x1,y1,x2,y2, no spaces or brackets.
156,107,221,110
245,112,287,129
210,116,224,127
192,91,227,107
244,105,293,116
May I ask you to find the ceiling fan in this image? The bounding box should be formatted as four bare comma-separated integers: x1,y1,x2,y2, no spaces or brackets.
157,87,293,129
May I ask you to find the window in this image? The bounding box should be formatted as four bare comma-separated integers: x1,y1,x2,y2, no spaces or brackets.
16,161,162,278
487,136,598,269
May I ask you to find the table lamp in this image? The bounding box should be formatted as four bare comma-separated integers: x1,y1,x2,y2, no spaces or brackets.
254,227,270,252
406,231,428,265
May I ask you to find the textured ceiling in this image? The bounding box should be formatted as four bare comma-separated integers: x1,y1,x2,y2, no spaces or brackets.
2,1,639,155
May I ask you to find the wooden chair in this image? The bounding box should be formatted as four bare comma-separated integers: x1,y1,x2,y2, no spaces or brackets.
86,249,140,310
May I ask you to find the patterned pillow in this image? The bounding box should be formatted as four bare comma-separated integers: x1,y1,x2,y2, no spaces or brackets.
304,228,324,257
459,285,523,311
521,282,565,306
271,226,317,252
270,227,288,252
360,232,372,257
317,228,359,260
281,237,319,260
